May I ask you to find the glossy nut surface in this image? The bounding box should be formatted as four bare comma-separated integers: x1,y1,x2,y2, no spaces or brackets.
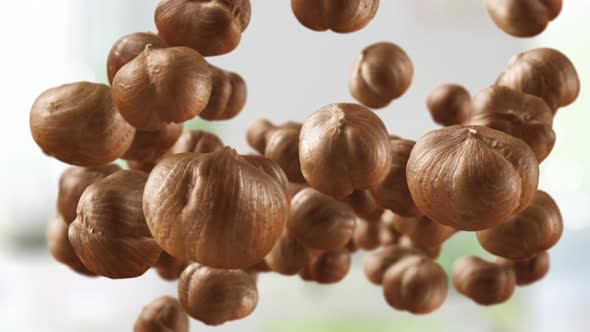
123,124,183,162
200,65,247,120
485,0,562,37
265,230,311,276
363,245,421,285
426,84,472,126
134,296,189,332
264,126,305,183
169,130,224,155
307,249,351,284
453,256,516,306
291,0,379,33
107,32,168,84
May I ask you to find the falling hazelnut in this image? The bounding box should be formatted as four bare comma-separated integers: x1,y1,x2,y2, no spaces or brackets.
178,263,258,326
200,65,247,121
307,249,352,284
69,170,162,279
143,148,289,269
122,123,183,163
169,129,224,155
399,235,442,259
288,182,307,198
379,210,402,246
153,252,189,282
363,245,422,285
30,82,135,166
426,84,472,126
107,32,168,84
497,252,550,286
134,296,189,332
246,118,275,154
155,0,251,56
265,230,311,276
112,46,212,131
485,0,562,38
453,256,516,306
299,103,392,198
407,125,539,231
242,154,290,197
350,42,414,109
264,126,305,183
477,191,562,260
343,190,384,219
496,48,580,111
391,214,456,249
469,86,556,162
291,0,380,33
352,216,382,251
46,215,94,276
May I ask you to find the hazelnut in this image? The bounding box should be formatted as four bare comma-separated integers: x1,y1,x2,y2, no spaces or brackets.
169,129,224,155
178,263,258,326
123,124,183,163
30,82,135,166
134,296,189,332
343,190,384,219
155,0,251,56
246,118,275,154
57,164,121,224
379,210,402,246
352,216,382,251
112,46,212,131
477,190,562,260
244,260,272,274
453,256,516,306
200,65,247,121
485,0,562,38
127,160,158,173
69,170,162,279
307,249,352,284
496,48,580,111
291,0,380,33
242,154,290,197
288,187,356,251
153,252,189,281
350,42,413,109
363,245,421,285
288,182,307,198
107,32,168,84
407,125,539,231
391,214,456,248
265,230,311,276
46,215,94,276
426,84,472,126
143,148,289,269
399,235,442,259
264,126,305,183
299,103,392,198
382,255,448,314
370,137,421,217
469,86,555,162
498,252,550,286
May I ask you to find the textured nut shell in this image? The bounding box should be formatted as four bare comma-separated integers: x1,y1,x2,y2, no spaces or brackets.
123,124,183,162
477,191,562,260
496,48,580,111
350,42,413,109
288,188,356,250
30,82,135,166
485,0,562,37
112,46,212,131
200,65,247,120
383,255,448,314
453,256,516,305
246,119,275,154
57,164,121,224
143,149,289,269
265,127,305,183
299,103,392,198
371,138,421,217
498,252,550,286
127,160,158,173
399,235,442,259
154,252,189,281
363,245,421,285
169,130,224,155
344,190,383,219
308,250,351,284
407,125,539,231
241,154,290,197
178,264,258,326
391,215,456,248
155,0,251,56
134,296,189,332
426,84,472,126
69,171,161,279
265,230,311,276
46,215,94,276
107,32,168,84
291,0,379,33
353,216,381,250
469,86,555,162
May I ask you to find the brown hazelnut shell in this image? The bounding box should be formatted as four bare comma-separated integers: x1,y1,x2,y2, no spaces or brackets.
485,0,562,38
350,42,413,109
169,129,224,155
155,0,251,56
288,188,356,251
265,126,305,183
46,215,95,276
453,256,516,306
30,82,135,166
134,296,189,332
399,235,442,259
107,32,168,84
246,119,275,154
199,65,247,121
143,148,289,269
307,249,351,284
265,230,311,276
241,154,290,198
112,46,212,131
291,0,380,33
363,245,421,285
57,164,121,224
407,125,539,231
426,84,472,126
69,170,162,279
477,190,562,260
154,252,189,282
497,252,550,286
299,103,392,198
391,214,456,248
127,160,158,173
352,216,382,251
343,190,384,219
496,48,580,111
382,255,448,314
178,264,258,326
123,123,183,162
469,86,555,162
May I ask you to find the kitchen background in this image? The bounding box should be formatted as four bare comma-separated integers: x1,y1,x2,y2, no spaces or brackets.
0,1,588,331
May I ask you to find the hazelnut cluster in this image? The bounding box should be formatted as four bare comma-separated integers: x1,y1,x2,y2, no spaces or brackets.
31,0,579,329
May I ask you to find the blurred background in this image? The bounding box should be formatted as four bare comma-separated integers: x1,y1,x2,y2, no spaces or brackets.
0,0,589,331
